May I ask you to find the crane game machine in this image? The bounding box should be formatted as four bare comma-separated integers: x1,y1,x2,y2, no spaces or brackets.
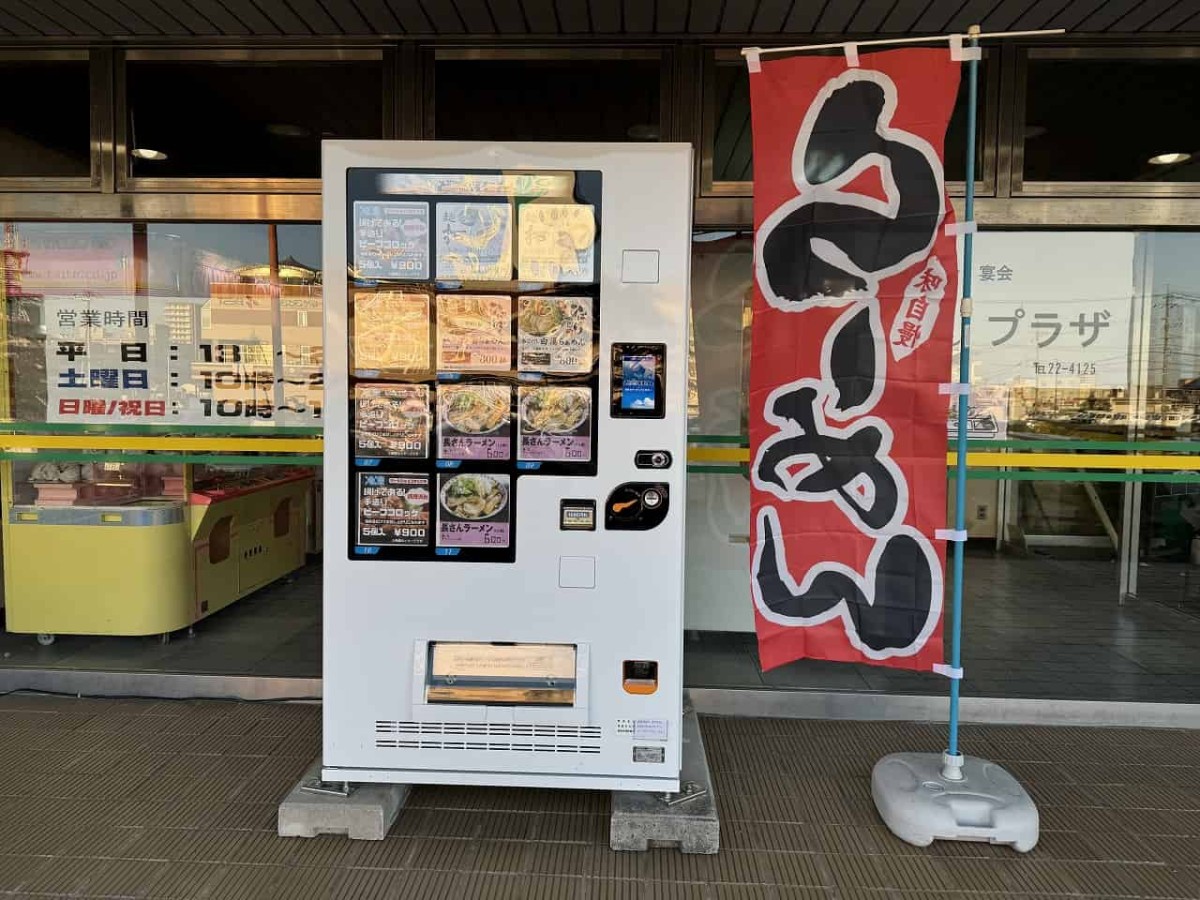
322,142,692,792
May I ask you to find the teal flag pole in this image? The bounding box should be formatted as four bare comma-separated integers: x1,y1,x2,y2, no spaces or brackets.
945,24,981,774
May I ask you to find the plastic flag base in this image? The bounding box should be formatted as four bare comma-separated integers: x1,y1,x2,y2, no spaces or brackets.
871,752,1039,852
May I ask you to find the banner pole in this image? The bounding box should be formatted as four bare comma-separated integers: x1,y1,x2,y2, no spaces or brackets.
944,24,981,778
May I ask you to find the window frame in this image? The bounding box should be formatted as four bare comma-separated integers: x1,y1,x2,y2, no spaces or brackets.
115,48,389,194
1013,45,1200,198
699,46,999,200
424,46,674,145
0,49,106,192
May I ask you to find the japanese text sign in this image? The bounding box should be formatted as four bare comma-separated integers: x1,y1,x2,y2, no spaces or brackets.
45,292,322,427
971,232,1134,391
748,49,958,672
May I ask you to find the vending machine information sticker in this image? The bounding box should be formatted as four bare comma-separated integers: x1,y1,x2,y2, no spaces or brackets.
354,384,430,459
353,291,430,374
436,203,513,281
437,473,512,548
353,201,430,280
436,295,513,371
518,386,593,462
358,473,431,547
518,203,596,283
437,385,512,460
517,297,593,374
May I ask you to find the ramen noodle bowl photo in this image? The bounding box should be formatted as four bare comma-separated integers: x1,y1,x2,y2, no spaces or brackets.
440,474,508,521
518,386,593,463
437,385,512,461
520,386,590,434
443,386,509,435
517,297,593,374
436,294,513,371
436,473,513,549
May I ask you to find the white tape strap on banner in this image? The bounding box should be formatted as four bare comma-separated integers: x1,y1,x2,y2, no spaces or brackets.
746,48,762,73
945,221,977,236
935,528,968,542
949,35,983,62
844,43,860,67
933,663,964,680
961,296,974,316
939,382,969,396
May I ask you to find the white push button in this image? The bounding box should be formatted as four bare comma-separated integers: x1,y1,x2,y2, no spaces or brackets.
643,489,662,509
559,556,596,589
621,249,660,283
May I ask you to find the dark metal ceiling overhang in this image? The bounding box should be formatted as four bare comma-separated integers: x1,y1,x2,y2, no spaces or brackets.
0,0,1196,39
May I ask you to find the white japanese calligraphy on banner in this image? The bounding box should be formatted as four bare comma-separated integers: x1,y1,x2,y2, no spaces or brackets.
44,294,322,427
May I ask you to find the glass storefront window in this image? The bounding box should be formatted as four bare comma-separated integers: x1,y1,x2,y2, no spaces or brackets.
0,57,91,179
1022,53,1200,184
124,57,384,180
1140,233,1200,443
8,460,186,508
1,221,323,431
968,232,1138,444
680,227,1200,704
705,54,984,191
434,57,663,142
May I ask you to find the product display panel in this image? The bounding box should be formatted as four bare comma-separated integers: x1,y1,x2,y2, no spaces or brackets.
346,169,602,564
323,142,692,792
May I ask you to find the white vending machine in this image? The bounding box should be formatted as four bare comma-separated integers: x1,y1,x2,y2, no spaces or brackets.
322,142,692,792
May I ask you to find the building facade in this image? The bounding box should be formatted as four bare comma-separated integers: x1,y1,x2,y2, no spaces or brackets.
1,0,1200,713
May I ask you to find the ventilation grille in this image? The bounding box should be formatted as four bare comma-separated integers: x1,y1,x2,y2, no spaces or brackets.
374,720,601,754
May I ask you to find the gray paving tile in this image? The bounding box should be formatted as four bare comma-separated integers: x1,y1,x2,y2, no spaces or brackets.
0,695,1198,899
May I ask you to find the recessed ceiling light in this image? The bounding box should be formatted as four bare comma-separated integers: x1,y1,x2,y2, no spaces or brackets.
131,148,167,161
1149,152,1191,166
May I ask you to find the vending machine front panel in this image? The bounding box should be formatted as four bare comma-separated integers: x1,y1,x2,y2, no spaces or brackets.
323,142,692,791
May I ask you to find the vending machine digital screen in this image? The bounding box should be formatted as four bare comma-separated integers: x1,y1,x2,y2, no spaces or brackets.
611,343,666,419
323,142,692,793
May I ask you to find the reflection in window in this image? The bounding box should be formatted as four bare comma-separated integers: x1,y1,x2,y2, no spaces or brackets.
1143,233,1200,441
0,60,90,178
709,58,981,187
712,65,752,183
1024,57,1200,183
1139,481,1200,620
969,232,1136,443
126,60,383,179
690,232,753,436
0,221,323,430
435,59,661,142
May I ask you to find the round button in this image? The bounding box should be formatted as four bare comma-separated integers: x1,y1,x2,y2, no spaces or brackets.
642,489,662,509
651,452,668,468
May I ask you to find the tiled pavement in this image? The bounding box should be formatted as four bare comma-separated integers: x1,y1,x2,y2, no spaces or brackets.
1,694,1199,898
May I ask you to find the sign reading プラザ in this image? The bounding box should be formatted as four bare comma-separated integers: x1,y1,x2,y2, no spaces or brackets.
44,294,322,426
748,49,960,673
971,232,1135,390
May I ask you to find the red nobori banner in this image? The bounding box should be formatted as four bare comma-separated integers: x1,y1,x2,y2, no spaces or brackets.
748,48,960,672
